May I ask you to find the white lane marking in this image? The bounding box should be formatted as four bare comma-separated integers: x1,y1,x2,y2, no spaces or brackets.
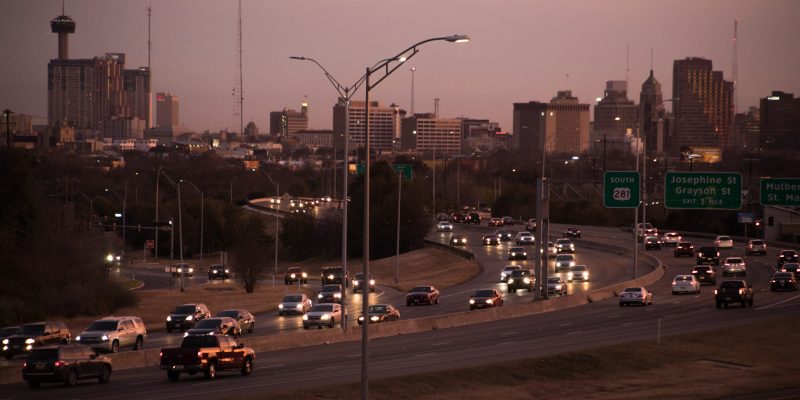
413,352,437,358
558,323,571,327
345,354,360,358
607,314,619,318
315,365,340,371
621,322,634,327
496,341,516,346
129,380,162,385
441,289,478,298
500,331,517,336
430,341,451,346
255,363,286,370
664,314,675,318
566,331,583,335
756,294,800,310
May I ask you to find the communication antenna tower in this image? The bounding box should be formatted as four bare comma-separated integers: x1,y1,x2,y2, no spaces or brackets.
233,0,244,136
732,19,738,114
433,97,440,119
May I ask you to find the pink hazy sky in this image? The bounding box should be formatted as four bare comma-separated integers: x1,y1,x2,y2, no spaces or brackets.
1,0,799,133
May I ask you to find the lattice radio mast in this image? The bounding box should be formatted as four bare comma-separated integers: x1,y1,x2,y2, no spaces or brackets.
233,0,244,136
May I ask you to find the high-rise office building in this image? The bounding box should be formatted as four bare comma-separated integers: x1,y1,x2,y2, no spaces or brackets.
333,99,402,153
400,113,462,156
733,107,760,151
512,101,547,154
124,67,152,128
513,91,590,155
759,91,800,152
156,92,179,128
594,80,639,148
672,57,733,154
640,71,667,153
270,103,308,137
461,118,505,154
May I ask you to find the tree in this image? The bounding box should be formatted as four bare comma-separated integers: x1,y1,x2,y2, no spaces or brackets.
229,214,272,293
279,212,317,261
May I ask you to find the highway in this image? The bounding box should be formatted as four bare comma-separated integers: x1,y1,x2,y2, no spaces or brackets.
2,220,797,398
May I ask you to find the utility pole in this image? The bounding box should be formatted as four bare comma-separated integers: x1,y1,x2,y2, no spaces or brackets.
3,109,12,148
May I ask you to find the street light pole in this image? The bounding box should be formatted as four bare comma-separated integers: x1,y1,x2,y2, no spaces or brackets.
158,170,185,291
256,169,280,286
181,180,204,269
387,165,402,283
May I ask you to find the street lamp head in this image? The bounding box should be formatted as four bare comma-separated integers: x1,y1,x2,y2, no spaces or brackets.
398,56,407,63
445,34,470,43
289,56,306,60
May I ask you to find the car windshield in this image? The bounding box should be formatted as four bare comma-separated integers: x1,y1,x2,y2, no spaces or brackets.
474,290,495,297
173,305,196,314
726,258,743,263
679,242,691,246
483,235,494,239
721,281,744,288
547,277,561,283
751,240,764,245
0,327,19,336
556,255,573,261
694,267,711,272
774,273,793,278
369,305,387,313
20,324,45,335
288,267,302,273
181,335,219,348
510,247,524,252
411,287,431,293
556,239,571,244
510,270,529,277
311,305,334,312
503,266,520,272
623,288,642,293
782,251,797,256
282,295,303,302
718,236,731,241
322,285,340,293
86,320,119,331
323,268,343,275
666,233,678,237
216,311,238,318
674,276,692,282
193,319,221,329
571,265,587,271
27,348,59,362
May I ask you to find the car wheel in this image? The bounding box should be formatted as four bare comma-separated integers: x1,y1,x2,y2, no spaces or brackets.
65,368,78,387
134,337,143,351
166,327,173,333
278,311,283,316
111,340,119,353
98,365,111,384
749,299,754,307
329,318,335,328
619,302,624,307
303,325,309,330
406,301,412,306
740,300,746,308
167,370,180,381
248,325,253,334
204,363,216,380
241,357,253,376
27,380,41,389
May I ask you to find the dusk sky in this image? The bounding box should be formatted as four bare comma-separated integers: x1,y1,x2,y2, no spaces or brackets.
2,0,799,133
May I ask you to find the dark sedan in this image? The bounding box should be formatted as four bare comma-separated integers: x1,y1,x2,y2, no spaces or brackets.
674,242,694,257
406,286,440,306
563,227,581,238
214,309,255,334
482,234,500,246
770,272,798,292
777,250,799,268
469,289,504,311
691,265,717,285
496,230,513,241
508,247,527,260
183,317,241,338
23,345,112,388
357,304,400,325
207,264,229,280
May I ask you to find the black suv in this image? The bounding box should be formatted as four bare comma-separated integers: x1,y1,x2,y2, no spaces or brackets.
777,250,799,269
715,280,753,308
284,266,308,285
165,303,211,332
207,264,230,280
696,246,720,265
23,345,112,388
674,242,694,257
506,269,534,293
321,266,348,286
692,265,717,285
3,321,71,360
466,212,481,224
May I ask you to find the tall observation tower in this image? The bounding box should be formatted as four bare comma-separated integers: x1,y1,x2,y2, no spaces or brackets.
50,13,76,60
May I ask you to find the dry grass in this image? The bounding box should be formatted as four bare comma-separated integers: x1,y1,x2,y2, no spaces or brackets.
366,248,481,292
240,316,800,400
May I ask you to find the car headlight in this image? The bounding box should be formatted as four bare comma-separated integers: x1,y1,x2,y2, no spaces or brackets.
278,304,284,309
25,338,35,344
583,272,589,278
327,274,334,280
469,299,475,304
358,316,364,322
555,284,562,289
290,273,296,279
318,294,324,299
354,281,359,286
184,332,189,337
321,314,330,320
188,268,193,273
369,279,375,285
486,299,494,304
714,289,718,295
296,304,303,309
225,269,229,273
370,316,380,322
568,272,574,279
166,316,172,321
302,315,308,320
1,339,7,345
524,277,531,284
334,293,342,298
212,270,218,274
101,335,109,341
508,278,514,284
302,272,307,278
185,315,193,321
511,253,516,256
75,336,82,341
569,262,576,266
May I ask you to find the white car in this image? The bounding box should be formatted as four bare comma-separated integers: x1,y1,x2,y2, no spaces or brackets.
555,254,576,271
436,221,453,232
500,265,521,282
525,218,537,231
567,265,590,282
547,241,558,257
619,287,653,306
302,303,346,329
546,276,567,296
555,239,575,253
671,275,700,295
661,232,682,247
515,231,535,245
278,293,312,316
722,257,747,277
715,235,734,249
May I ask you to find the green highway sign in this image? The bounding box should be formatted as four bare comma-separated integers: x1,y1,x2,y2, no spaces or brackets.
665,172,742,209
355,163,412,181
760,178,800,206
603,171,640,208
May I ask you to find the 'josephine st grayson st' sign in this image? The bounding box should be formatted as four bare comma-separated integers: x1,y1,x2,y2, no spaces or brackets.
665,172,742,210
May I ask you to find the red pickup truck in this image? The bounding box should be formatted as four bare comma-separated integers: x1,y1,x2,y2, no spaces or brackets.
160,334,255,381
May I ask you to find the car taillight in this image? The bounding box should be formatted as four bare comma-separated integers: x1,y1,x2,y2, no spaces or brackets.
160,351,163,357
691,270,698,273
197,351,203,358
22,362,27,368
54,361,65,367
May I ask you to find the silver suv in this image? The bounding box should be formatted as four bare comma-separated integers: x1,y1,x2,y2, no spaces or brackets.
76,316,147,353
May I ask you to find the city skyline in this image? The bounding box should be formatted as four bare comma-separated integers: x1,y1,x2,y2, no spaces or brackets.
1,0,799,134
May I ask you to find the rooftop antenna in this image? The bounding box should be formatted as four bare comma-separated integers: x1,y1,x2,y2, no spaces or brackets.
410,66,416,115
650,47,653,71
232,0,244,136
147,3,151,69
626,43,630,83
732,19,738,114
62,0,65,14
433,97,440,119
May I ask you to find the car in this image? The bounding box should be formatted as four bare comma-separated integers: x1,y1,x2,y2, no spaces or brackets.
23,345,112,388
661,232,682,247
672,275,700,295
770,272,798,291
165,303,211,333
567,265,590,282
0,326,20,342
284,266,308,285
318,284,343,304
715,280,753,308
170,263,194,277
508,247,527,260
184,317,241,338
502,216,515,226
160,335,254,381
525,218,537,232
75,316,146,353
357,304,401,325
469,289,504,310
488,218,504,227
722,257,747,277
506,269,534,293
406,286,440,306
303,303,346,329
745,239,767,256
696,246,720,265
496,230,513,241
637,226,658,242
278,293,313,316
451,213,465,223
482,234,499,246
777,250,799,269
714,235,734,249
691,265,717,285
215,309,255,333
500,265,522,282
435,213,450,221
555,254,576,271
321,266,348,286
546,276,567,296
450,234,468,246
781,262,800,275
555,238,575,254
546,241,558,257
563,227,581,238
207,264,230,280
674,241,695,257
436,221,454,232
619,287,653,306
644,236,662,250
352,272,376,293
3,321,71,360
466,212,481,224
515,231,535,245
